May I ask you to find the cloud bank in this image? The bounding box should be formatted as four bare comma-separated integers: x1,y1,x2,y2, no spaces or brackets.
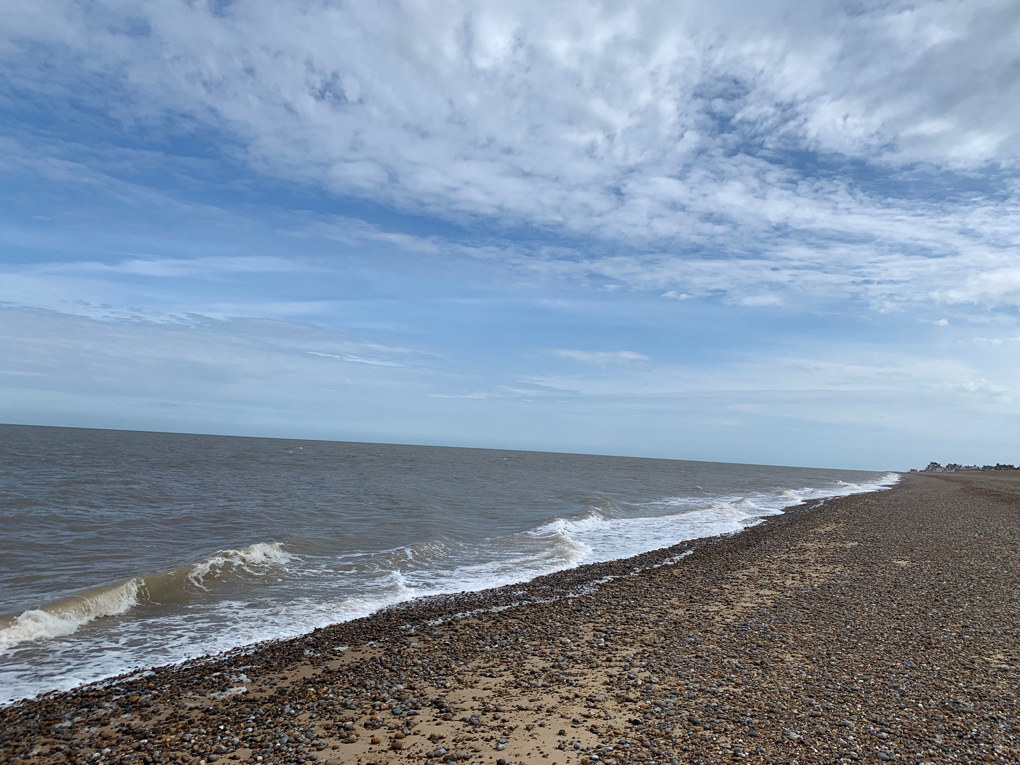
2,1,1020,467
4,0,1020,309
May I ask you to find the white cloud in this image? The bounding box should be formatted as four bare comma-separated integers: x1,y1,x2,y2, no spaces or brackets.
307,351,402,367
973,335,1020,346
4,303,1020,467
553,349,651,364
4,1,1020,315
528,351,1020,408
296,217,442,255
939,267,1020,307
0,307,427,406
6,0,1020,468
739,294,784,308
43,256,306,278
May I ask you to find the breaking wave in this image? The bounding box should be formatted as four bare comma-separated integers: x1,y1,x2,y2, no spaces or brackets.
0,579,140,651
0,471,901,702
186,542,291,590
523,472,899,569
0,542,290,651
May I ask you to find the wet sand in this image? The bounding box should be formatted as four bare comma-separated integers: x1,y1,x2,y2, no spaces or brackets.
2,472,1018,764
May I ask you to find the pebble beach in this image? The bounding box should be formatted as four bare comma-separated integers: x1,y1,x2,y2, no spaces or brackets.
2,471,1017,765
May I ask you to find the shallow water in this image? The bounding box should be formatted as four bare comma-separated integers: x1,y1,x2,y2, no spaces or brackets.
0,424,896,703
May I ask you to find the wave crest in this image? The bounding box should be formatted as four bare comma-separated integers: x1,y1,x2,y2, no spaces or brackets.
0,542,290,651
0,579,140,651
187,542,291,589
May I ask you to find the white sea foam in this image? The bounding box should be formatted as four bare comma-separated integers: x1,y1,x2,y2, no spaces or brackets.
0,471,901,705
187,542,292,589
0,579,140,652
523,472,900,570
0,542,291,652
396,531,593,599
377,570,417,599
527,501,751,566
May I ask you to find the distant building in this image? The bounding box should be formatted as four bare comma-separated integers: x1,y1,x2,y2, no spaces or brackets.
919,461,1018,472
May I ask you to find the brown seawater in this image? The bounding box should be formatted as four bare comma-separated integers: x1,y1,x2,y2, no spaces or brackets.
0,424,895,703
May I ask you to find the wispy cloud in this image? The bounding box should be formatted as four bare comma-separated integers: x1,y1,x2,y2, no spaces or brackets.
4,2,1020,315
307,351,402,367
938,267,1020,308
3,1,1020,466
552,349,651,364
530,352,1020,405
55,256,307,278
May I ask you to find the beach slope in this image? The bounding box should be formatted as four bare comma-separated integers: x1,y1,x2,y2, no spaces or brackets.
2,472,1018,764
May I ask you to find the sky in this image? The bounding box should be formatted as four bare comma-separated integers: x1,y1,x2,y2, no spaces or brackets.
2,0,1020,470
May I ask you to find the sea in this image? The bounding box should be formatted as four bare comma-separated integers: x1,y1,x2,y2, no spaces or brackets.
0,424,898,704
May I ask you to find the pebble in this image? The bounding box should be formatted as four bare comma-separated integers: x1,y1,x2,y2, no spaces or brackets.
3,473,1019,765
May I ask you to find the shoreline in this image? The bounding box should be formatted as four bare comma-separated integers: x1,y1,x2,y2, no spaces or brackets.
2,477,895,707
4,487,859,708
3,472,1018,764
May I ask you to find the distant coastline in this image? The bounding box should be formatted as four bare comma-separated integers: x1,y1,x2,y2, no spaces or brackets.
911,460,1019,473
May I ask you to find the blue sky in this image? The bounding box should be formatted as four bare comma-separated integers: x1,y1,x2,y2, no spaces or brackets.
2,0,1020,470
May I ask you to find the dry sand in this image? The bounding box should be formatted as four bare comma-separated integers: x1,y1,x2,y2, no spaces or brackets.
1,471,1018,764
